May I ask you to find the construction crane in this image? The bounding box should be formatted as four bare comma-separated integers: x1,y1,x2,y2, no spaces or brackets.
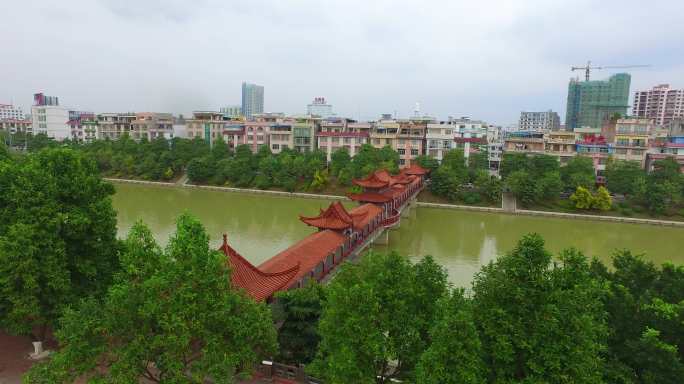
571,60,651,81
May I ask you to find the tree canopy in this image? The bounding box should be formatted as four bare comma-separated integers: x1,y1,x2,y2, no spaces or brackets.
0,148,119,341
24,214,277,384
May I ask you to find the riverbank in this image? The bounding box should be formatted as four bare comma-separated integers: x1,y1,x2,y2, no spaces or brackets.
106,177,684,227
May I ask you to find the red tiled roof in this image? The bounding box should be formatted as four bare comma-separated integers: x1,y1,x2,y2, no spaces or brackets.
401,163,428,176
353,169,395,188
300,202,354,230
348,204,383,228
347,191,393,203
220,235,300,302
259,230,346,283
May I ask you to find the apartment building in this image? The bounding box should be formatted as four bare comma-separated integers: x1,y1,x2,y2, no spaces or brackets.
97,113,136,140
292,115,318,153
130,112,174,141
633,84,684,127
646,118,684,172
317,118,369,162
519,110,561,131
544,131,576,164
371,118,399,151
503,131,546,154
67,113,97,142
607,118,654,164
566,73,631,130
0,103,25,120
186,111,225,144
241,119,270,152
395,118,429,166
0,118,32,134
425,121,456,161
31,93,70,140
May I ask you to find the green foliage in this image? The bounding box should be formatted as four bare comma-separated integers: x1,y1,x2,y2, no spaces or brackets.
506,170,537,207
310,253,448,383
606,159,645,197
571,186,596,210
0,149,119,341
472,234,607,383
275,283,325,365
309,169,329,191
24,215,277,383
414,154,439,171
643,158,682,215
561,156,596,190
594,186,613,211
415,290,485,384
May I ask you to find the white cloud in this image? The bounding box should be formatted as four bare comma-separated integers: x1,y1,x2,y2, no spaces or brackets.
1,0,682,124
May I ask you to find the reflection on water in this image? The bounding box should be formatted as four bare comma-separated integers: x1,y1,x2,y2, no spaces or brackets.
113,183,684,287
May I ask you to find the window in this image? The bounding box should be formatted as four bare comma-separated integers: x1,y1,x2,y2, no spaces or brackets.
332,137,340,144
272,144,280,150
343,137,351,144
445,129,452,135
398,148,406,155
320,137,328,143
411,140,420,146
399,159,406,165
373,139,380,145
411,149,418,156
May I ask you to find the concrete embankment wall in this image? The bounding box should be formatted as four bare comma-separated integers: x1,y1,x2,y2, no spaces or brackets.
106,178,684,228
416,202,684,227
104,178,346,201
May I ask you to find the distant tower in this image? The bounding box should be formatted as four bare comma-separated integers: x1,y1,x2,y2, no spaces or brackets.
414,102,421,117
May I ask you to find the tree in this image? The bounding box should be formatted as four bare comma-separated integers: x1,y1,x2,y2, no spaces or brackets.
472,235,607,383
562,156,596,190
414,155,439,171
570,186,595,210
330,148,351,177
0,149,119,347
415,290,485,384
536,171,563,201
24,215,277,384
501,153,529,178
310,252,448,383
594,186,612,211
187,156,215,183
590,251,684,383
275,283,325,365
506,170,536,207
605,160,644,197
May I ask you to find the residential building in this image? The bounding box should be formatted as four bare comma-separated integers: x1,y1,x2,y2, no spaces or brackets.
241,82,264,118
503,131,546,154
519,110,560,131
574,127,612,175
67,113,96,142
97,113,136,140
0,103,25,120
306,97,333,118
130,112,174,140
488,142,503,171
395,117,429,166
269,122,293,154
646,118,684,172
544,131,576,164
633,84,684,127
241,118,270,152
173,115,187,138
606,118,653,164
186,111,225,145
317,118,369,162
371,118,399,151
31,93,70,140
220,105,242,118
426,121,456,162
0,118,32,134
292,115,318,153
565,73,631,130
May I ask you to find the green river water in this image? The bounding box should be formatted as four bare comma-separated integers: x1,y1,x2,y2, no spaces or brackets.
112,183,684,287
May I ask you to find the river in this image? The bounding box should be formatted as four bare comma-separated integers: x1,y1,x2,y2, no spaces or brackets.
112,183,684,287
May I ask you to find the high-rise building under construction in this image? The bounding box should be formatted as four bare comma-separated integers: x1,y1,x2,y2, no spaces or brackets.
565,73,631,131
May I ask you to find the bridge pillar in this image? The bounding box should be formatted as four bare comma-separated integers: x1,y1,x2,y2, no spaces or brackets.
502,192,517,212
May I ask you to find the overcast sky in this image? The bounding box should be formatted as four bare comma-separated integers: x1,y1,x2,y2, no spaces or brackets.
1,0,683,125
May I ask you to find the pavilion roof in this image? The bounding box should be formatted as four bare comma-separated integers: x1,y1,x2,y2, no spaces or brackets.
401,163,428,176
352,169,395,188
220,235,299,302
300,201,382,231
